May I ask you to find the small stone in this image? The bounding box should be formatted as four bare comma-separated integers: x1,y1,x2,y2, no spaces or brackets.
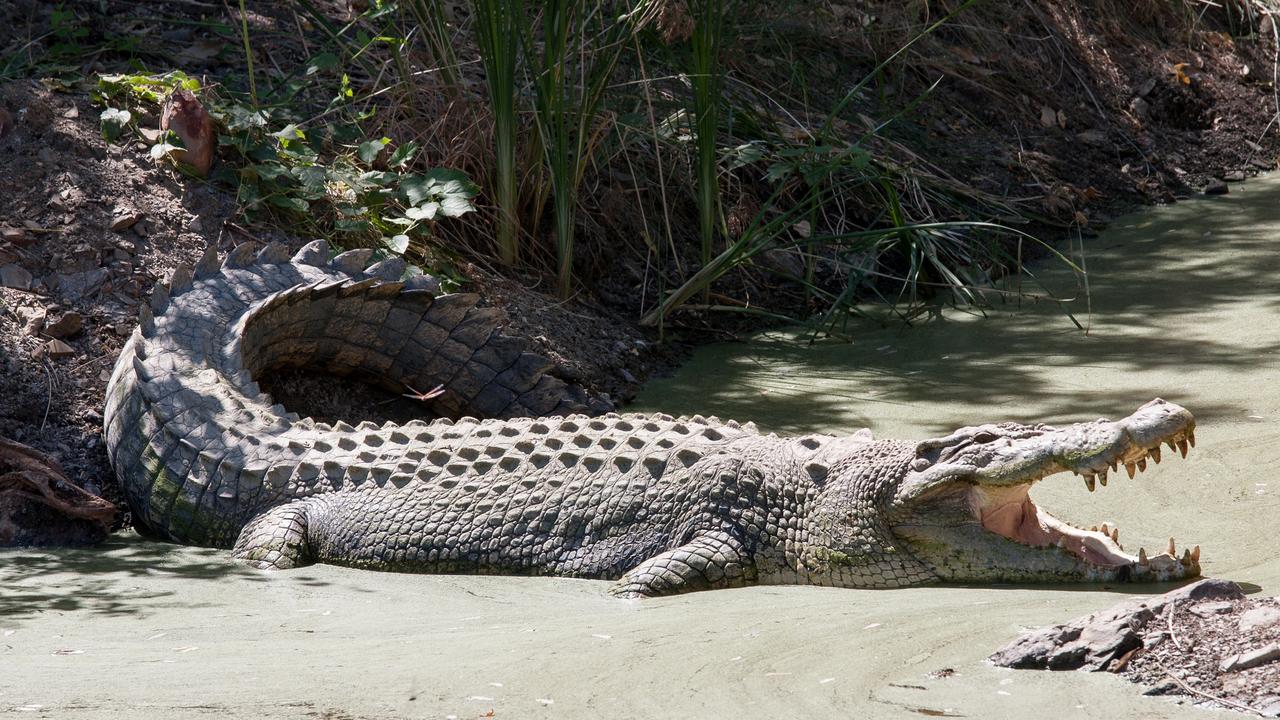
20,307,46,334
1129,97,1150,120
1077,130,1108,147
1239,605,1280,632
1258,696,1280,718
1,226,30,245
110,209,144,232
44,312,82,339
1223,170,1246,182
40,339,75,359
1137,77,1158,98
1219,642,1280,673
0,264,32,289
1189,600,1234,618
62,106,78,119
56,269,108,300
1204,179,1229,195
187,216,203,232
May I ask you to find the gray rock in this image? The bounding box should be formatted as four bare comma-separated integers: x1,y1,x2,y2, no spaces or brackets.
1223,170,1247,182
990,579,1244,671
1240,605,1280,632
1219,642,1280,673
1189,600,1234,618
1077,130,1108,147
0,263,32,289
56,268,108,300
1204,179,1229,196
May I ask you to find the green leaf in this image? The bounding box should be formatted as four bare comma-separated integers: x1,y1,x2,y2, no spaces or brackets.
385,234,410,254
439,194,475,218
293,165,329,190
306,52,339,76
99,107,131,141
271,123,305,142
405,202,440,221
358,137,390,165
386,140,419,169
267,195,310,212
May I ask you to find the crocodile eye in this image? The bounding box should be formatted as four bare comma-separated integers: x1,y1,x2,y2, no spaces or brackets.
910,457,931,471
972,431,998,444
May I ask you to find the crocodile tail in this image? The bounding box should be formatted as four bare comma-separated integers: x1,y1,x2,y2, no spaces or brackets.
103,240,611,547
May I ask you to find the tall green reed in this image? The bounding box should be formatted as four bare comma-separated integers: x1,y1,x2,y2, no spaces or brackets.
473,0,521,265
519,0,655,297
687,0,728,300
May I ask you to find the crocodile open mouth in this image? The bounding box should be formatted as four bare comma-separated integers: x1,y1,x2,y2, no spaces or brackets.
973,428,1200,578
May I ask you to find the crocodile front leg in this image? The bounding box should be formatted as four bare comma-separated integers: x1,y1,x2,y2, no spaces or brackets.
608,533,757,598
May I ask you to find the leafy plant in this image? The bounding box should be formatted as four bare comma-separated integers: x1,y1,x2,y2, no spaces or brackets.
472,0,522,266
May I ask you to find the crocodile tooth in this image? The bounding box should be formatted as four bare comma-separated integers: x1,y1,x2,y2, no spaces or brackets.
1090,525,1098,533
1149,446,1161,464
1139,548,1149,565
1167,537,1176,556
1083,474,1096,492
1191,545,1201,562
1177,439,1188,458
1100,523,1109,535
1110,528,1119,543
1137,458,1147,472
1056,537,1067,548
1097,470,1108,487
1109,460,1118,473
1166,439,1177,452
1125,462,1136,479
1188,431,1196,448
1181,549,1192,566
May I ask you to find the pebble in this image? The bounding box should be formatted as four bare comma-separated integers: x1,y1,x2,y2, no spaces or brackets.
1223,170,1246,182
0,263,32,289
45,311,83,339
40,338,75,359
1,226,31,245
110,209,144,232
1204,179,1229,195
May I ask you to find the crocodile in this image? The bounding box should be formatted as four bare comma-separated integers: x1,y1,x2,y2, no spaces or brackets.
103,240,1203,597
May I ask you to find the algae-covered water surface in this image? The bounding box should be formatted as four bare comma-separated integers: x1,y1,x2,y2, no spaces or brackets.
6,179,1280,718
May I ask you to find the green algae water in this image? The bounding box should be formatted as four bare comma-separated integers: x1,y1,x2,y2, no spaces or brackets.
6,179,1280,718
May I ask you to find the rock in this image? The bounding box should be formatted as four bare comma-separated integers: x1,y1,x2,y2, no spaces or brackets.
1219,642,1280,673
188,216,203,232
1188,600,1234,618
1259,696,1280,718
56,268,108,300
44,312,82,339
1129,97,1150,120
1138,77,1158,98
1223,170,1246,182
1039,105,1057,128
0,226,30,245
110,209,144,232
990,579,1244,671
40,338,75,359
1239,605,1280,632
1077,130,1108,147
1204,179,1229,195
0,264,32,289
19,307,46,334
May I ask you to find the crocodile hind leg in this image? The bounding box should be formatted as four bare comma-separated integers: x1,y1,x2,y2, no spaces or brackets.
231,501,314,570
608,533,757,599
